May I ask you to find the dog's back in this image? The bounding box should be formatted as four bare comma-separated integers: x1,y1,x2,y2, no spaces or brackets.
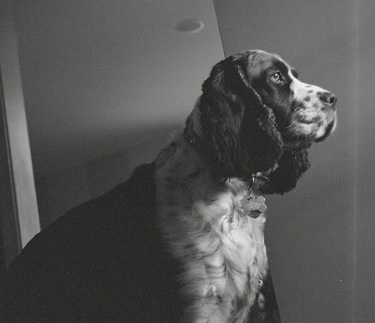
0,163,185,322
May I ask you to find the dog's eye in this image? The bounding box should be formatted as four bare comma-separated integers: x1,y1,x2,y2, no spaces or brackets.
270,72,284,84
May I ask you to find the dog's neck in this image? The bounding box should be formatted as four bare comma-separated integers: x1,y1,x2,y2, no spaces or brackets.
183,129,280,183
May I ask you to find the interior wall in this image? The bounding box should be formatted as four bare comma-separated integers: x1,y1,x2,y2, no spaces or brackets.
17,0,375,321
214,1,375,322
352,2,375,320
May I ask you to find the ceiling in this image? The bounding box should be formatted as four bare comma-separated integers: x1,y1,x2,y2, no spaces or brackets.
13,0,224,178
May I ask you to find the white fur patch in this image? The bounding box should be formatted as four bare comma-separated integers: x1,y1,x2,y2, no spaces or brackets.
155,134,268,323
288,72,337,140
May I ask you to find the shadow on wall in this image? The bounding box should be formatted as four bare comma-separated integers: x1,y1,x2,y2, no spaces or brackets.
35,126,178,228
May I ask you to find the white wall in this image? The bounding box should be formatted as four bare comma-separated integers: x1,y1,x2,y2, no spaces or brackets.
352,4,375,320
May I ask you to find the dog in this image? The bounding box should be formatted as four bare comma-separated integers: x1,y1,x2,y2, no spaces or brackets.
0,50,337,322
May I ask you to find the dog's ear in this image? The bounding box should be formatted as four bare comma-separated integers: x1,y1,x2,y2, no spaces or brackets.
234,52,311,192
189,58,244,178
260,149,311,194
184,53,284,179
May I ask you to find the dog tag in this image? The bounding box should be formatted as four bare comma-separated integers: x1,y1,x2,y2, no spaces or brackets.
240,195,267,217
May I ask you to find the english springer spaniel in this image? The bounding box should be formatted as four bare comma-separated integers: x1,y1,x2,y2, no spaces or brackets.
1,50,337,322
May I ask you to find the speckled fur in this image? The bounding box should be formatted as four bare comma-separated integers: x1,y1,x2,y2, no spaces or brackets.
153,50,337,322
155,135,268,323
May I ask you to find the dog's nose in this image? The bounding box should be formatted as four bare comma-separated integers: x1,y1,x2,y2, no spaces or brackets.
319,91,338,107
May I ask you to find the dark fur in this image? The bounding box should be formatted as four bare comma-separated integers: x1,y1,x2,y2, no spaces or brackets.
1,165,186,322
185,53,310,191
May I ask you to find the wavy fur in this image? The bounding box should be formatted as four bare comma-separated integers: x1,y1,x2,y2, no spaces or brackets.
156,135,268,322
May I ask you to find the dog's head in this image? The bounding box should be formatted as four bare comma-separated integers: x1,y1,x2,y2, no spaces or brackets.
184,50,337,193
245,50,337,148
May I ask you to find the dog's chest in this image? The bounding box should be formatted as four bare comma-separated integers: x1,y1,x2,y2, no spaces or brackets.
157,174,268,322
193,189,268,294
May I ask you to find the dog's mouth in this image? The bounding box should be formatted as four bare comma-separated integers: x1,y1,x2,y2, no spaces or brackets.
297,116,320,125
314,115,337,142
280,109,337,148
